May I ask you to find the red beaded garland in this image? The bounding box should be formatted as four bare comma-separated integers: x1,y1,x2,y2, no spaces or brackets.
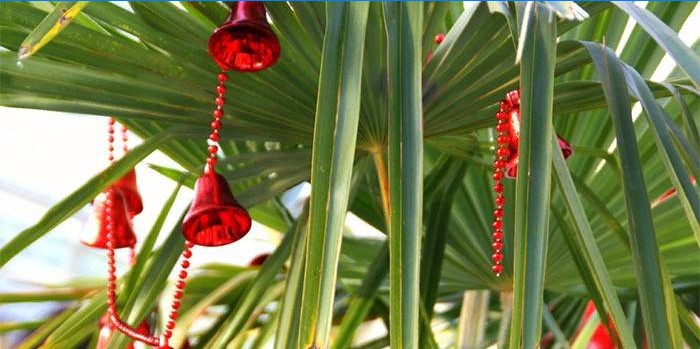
434,33,445,44
490,91,521,277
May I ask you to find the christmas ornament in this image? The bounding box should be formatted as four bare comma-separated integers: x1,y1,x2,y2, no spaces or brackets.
81,119,138,249
182,170,252,246
209,2,280,72
81,189,137,249
491,90,573,276
249,253,270,266
90,3,278,347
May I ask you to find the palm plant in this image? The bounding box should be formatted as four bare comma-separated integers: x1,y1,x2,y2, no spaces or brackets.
1,1,698,348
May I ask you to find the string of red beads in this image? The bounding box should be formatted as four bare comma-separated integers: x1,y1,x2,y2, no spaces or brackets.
161,241,194,346
206,71,228,173
120,124,138,266
491,93,517,277
105,117,195,348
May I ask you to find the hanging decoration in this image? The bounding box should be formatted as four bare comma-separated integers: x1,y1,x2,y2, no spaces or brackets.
81,119,139,249
83,2,280,348
208,1,280,72
491,89,572,276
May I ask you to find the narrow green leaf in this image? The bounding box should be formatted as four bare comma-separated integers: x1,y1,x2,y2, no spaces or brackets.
124,181,184,295
622,66,700,243
613,2,700,88
585,41,683,349
383,3,423,348
204,217,300,348
331,244,388,349
296,3,369,348
509,3,557,348
571,311,600,349
552,134,637,349
456,291,490,349
18,2,88,60
275,208,309,349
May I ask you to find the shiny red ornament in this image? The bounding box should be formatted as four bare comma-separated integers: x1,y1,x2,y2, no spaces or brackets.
182,171,252,246
113,169,143,217
497,90,573,179
81,189,137,249
209,2,280,72
576,301,617,349
249,253,270,266
97,313,150,349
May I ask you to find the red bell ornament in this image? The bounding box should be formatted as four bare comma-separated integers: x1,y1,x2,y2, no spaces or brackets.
182,171,252,246
209,2,280,72
81,188,137,249
113,169,143,217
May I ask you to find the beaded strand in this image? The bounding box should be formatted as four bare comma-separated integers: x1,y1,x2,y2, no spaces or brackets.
491,92,519,276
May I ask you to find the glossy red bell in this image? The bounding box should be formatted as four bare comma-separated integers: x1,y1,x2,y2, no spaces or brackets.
209,2,281,72
113,169,143,217
81,189,137,249
182,171,252,246
97,313,150,349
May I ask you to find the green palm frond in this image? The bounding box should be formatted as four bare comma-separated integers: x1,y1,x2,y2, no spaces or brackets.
0,1,698,348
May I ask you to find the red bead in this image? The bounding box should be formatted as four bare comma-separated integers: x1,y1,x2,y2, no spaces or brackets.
496,196,505,206
492,264,503,275
497,148,510,157
174,291,183,299
183,249,192,258
164,330,173,339
209,133,220,142
208,145,218,155
213,109,223,119
494,183,504,193
217,85,227,94
218,72,228,82
176,281,186,289
170,311,179,320
434,33,445,44
494,159,505,168
496,112,509,120
492,241,503,251
167,321,176,330
108,118,116,125
492,221,503,230
493,208,504,218
179,270,188,279
492,253,504,262
215,97,225,106
497,135,509,144
493,172,503,181
172,301,181,310
181,260,190,268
